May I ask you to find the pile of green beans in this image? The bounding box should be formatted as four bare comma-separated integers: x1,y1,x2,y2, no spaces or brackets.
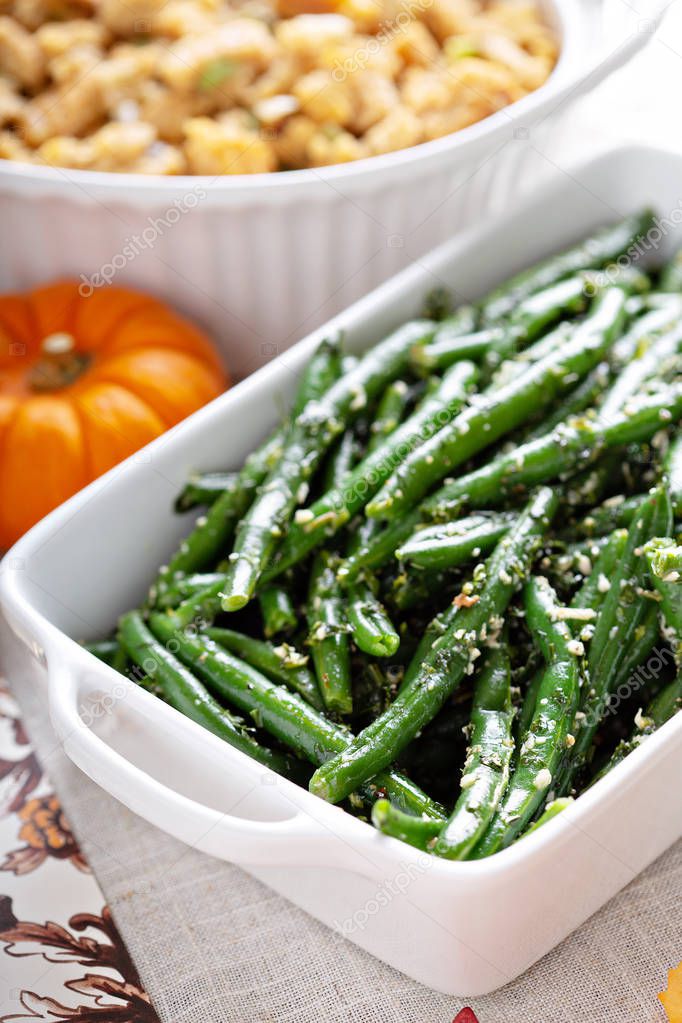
87,210,682,859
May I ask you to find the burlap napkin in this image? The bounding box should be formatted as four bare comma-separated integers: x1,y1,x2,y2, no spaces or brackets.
4,618,678,1023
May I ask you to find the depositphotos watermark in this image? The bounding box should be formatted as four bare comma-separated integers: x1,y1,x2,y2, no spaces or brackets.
582,644,675,729
587,201,682,292
333,859,429,935
78,188,206,296
79,680,129,728
331,0,432,81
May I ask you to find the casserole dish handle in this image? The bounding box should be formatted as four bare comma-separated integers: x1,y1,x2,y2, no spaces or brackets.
47,654,388,877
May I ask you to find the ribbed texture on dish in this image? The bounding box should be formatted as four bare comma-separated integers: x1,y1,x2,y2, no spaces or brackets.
0,136,549,379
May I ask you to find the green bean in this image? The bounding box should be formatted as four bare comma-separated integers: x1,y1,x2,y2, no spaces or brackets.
308,488,557,805
592,671,682,783
659,246,682,292
337,511,421,585
263,359,477,579
570,528,629,612
397,593,459,695
550,447,622,513
331,378,411,602
611,600,661,689
367,288,629,520
516,667,544,742
433,645,514,859
599,321,682,421
367,380,411,452
119,611,300,778
645,537,682,658
498,263,645,374
396,512,516,571
625,292,682,317
523,363,610,443
556,593,662,806
84,639,124,668
538,528,629,795
593,264,651,296
473,576,581,856
586,485,671,674
425,300,476,332
413,327,506,373
645,536,682,578
307,550,352,715
154,337,342,596
174,471,240,512
554,531,629,794
389,566,452,613
346,580,400,657
390,565,452,609
153,572,226,610
167,335,343,608
153,437,279,593
258,586,298,638
293,336,346,416
399,509,579,699
610,304,682,382
85,634,131,675
569,485,672,773
113,644,130,673
221,321,435,609
164,378,350,624
508,273,592,342
421,288,466,322
337,383,406,658
522,797,574,837
163,576,230,627
487,320,573,387
321,429,358,492
551,534,616,582
479,210,654,323
570,495,643,539
648,671,682,724
205,627,322,709
420,384,682,520
371,799,442,851
336,382,417,590
149,614,446,819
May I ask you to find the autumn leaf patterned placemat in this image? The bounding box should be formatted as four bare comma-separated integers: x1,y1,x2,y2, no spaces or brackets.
0,680,159,1023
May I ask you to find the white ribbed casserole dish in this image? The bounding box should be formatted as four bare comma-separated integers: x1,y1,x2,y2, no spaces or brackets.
2,142,682,997
0,0,666,380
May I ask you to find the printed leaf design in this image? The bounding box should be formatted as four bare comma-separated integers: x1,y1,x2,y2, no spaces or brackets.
0,756,42,817
0,900,159,1023
0,684,157,1023
1,988,152,1023
0,684,42,818
0,847,46,876
1,795,90,876
660,961,682,1022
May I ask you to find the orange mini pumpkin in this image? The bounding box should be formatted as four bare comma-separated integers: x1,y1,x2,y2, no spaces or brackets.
0,281,228,549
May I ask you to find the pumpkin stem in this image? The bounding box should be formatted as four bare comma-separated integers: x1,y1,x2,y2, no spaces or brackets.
28,333,91,392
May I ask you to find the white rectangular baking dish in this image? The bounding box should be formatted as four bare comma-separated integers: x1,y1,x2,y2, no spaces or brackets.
2,142,682,998
0,0,667,380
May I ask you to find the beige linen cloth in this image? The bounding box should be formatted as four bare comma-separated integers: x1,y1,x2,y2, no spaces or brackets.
3,618,679,1023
